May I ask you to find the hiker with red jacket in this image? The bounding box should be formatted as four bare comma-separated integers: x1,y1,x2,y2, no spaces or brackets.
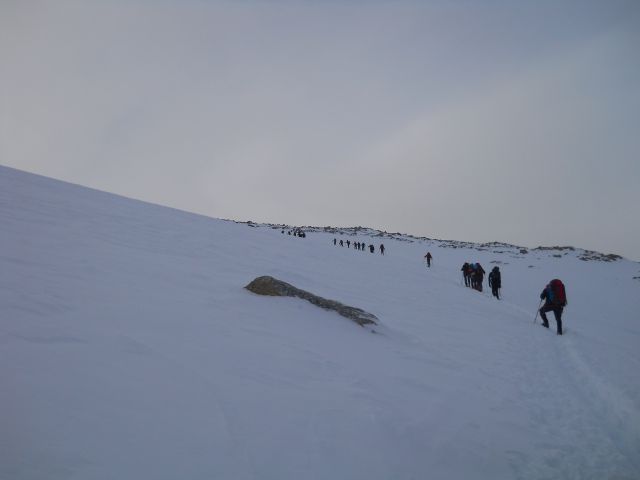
539,279,567,335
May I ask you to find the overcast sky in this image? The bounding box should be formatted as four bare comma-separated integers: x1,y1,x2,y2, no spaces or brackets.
2,0,639,260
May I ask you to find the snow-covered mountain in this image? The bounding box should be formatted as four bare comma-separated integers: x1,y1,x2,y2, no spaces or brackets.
2,165,639,480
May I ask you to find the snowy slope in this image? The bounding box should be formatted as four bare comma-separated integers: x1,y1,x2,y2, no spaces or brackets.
1,165,639,480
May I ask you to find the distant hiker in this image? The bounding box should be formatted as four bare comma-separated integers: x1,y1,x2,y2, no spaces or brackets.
347,240,351,248
281,230,285,234
333,238,337,246
488,267,501,299
473,263,486,292
380,244,385,255
369,244,375,253
539,279,567,335
424,252,432,267
339,239,344,247
355,242,360,251
461,262,471,287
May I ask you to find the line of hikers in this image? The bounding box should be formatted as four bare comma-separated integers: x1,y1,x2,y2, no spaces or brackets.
329,240,567,336
282,229,306,238
333,238,385,254
460,262,502,300
460,261,566,335
461,262,487,292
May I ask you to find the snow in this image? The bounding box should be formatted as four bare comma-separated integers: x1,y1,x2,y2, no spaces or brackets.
1,164,639,479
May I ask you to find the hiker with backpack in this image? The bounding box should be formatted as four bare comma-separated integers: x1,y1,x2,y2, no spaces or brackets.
488,267,501,299
461,262,471,287
539,279,567,335
469,263,477,289
473,263,485,292
424,252,432,267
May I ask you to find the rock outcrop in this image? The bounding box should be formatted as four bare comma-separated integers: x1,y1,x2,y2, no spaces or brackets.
245,276,378,327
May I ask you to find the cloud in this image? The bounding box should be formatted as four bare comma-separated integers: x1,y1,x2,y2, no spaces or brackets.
1,0,639,258
330,26,640,255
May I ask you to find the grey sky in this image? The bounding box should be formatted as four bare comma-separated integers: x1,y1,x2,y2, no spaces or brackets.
2,0,639,260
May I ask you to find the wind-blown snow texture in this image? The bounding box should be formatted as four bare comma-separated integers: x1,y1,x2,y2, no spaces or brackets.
2,165,639,480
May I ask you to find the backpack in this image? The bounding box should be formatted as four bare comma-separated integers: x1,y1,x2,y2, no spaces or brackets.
548,279,567,306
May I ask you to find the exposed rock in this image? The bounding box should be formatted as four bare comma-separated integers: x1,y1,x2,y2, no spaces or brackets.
533,245,576,251
578,251,622,262
245,276,378,327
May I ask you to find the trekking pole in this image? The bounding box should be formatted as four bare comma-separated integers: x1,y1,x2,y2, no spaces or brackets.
533,299,544,324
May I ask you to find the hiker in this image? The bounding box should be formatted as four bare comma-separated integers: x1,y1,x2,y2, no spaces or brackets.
424,252,432,267
473,263,485,292
346,240,351,248
339,239,344,247
333,238,337,246
380,244,385,255
469,263,477,289
461,262,471,287
539,279,567,335
488,266,501,299
369,244,375,253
